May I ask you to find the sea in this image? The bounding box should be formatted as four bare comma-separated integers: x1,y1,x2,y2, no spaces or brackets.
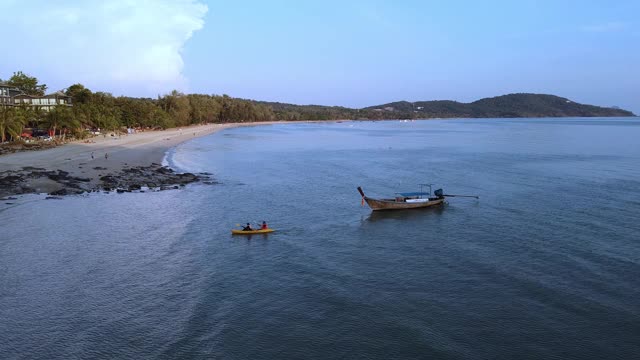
1,118,639,359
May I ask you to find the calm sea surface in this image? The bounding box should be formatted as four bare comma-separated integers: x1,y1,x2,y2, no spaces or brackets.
1,118,639,359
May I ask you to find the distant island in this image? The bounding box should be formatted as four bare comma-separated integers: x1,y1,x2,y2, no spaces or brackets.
260,93,635,121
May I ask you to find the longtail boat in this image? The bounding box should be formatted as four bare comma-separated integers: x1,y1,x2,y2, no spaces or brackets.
357,184,478,211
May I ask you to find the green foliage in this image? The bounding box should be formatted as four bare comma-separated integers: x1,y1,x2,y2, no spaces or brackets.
7,71,47,96
66,84,93,104
0,106,27,142
1,69,636,143
41,106,76,139
364,94,635,119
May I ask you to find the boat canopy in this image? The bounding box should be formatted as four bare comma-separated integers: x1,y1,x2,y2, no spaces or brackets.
395,192,430,197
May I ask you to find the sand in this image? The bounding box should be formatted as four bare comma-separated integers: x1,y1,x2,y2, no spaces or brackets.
0,122,279,196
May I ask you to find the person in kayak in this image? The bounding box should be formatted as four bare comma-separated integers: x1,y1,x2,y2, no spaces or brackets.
242,223,253,231
261,221,268,230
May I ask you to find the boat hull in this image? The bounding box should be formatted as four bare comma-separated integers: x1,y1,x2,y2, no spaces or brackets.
231,229,275,235
364,197,444,211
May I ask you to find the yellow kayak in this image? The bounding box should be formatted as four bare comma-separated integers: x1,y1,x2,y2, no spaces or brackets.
231,228,275,235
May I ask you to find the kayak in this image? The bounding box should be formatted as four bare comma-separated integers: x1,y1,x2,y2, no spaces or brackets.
231,228,275,235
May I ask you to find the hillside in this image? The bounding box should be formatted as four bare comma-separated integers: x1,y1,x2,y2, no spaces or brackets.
362,93,635,119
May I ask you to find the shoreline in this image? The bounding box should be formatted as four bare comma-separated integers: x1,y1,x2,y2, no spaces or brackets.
0,121,283,198
4,116,629,198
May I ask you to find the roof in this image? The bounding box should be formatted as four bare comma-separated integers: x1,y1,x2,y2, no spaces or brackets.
45,91,70,98
395,192,430,197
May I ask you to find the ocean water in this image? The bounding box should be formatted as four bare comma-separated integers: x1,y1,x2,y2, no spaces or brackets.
1,118,639,359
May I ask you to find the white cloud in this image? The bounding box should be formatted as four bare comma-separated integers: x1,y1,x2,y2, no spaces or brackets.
0,0,207,95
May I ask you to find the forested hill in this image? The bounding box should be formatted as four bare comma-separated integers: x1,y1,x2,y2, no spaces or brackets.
361,94,635,119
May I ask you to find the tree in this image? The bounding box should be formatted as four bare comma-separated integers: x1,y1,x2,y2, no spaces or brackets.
0,107,27,142
66,83,93,104
42,106,78,140
158,90,191,126
7,71,47,96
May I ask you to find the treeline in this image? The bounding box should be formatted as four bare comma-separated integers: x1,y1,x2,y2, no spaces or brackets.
0,71,288,142
69,88,280,130
1,70,363,142
1,71,635,143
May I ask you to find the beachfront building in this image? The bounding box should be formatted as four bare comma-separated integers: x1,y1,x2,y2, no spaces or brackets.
0,82,23,106
0,82,72,111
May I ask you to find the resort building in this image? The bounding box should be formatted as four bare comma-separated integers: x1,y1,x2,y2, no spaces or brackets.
0,82,72,110
0,82,22,105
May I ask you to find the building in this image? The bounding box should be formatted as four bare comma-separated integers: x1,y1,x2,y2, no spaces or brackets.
0,82,22,106
0,82,72,111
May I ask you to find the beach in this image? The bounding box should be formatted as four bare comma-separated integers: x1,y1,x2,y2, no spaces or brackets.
0,122,278,197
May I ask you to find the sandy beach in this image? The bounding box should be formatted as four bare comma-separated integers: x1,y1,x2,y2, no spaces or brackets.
0,122,279,197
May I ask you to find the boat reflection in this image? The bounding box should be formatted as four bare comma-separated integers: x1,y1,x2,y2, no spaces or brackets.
231,233,270,240
364,205,446,222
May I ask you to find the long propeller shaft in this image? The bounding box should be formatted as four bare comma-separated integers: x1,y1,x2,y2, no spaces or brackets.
443,194,479,199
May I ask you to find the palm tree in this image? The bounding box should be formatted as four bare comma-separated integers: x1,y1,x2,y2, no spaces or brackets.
0,106,27,142
41,105,78,140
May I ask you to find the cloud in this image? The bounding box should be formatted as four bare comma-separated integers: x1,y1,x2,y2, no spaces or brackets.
581,22,628,33
0,0,207,95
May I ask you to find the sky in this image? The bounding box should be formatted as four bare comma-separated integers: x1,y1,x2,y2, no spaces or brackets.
0,0,638,113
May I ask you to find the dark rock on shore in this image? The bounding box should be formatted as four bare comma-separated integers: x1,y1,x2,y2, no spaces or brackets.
0,163,215,198
0,142,59,156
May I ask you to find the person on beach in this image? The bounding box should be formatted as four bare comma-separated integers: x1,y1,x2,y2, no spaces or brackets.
105,153,108,160
261,221,268,230
91,152,94,159
242,223,253,231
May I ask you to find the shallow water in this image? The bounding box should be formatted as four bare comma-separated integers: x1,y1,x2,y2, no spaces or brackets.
1,118,640,359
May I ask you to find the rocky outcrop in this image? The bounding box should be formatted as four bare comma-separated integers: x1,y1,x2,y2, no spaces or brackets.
0,164,216,198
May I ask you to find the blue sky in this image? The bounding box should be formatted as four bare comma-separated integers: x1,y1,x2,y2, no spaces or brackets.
1,0,638,113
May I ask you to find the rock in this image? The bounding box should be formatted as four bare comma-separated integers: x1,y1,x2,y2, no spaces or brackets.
156,167,174,174
100,175,117,183
49,189,68,196
2,175,22,183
